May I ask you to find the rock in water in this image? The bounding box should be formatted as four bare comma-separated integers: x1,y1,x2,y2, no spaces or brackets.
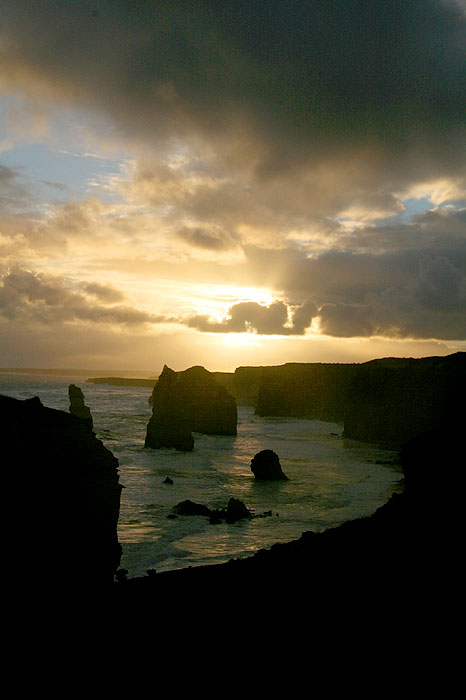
173,500,212,517
69,384,93,429
145,365,237,451
223,497,252,523
251,449,289,480
1,394,122,591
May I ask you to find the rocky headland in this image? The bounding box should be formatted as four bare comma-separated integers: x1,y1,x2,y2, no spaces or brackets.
145,365,237,451
2,393,122,593
236,352,465,448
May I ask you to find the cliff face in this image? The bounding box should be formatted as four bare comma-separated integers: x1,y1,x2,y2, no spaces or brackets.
145,365,237,451
343,353,465,446
255,362,358,421
252,353,465,447
2,394,122,588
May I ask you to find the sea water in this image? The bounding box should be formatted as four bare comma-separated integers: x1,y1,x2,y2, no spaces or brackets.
0,372,404,578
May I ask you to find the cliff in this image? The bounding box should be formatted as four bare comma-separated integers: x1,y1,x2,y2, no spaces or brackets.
343,353,465,446
213,366,266,405
252,352,465,447
145,365,237,451
255,362,358,421
2,394,122,590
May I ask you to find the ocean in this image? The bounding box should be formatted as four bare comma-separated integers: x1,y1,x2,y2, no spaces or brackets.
0,371,404,579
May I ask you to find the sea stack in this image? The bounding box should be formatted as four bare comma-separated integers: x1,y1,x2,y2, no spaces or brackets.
145,365,237,451
251,449,289,480
69,384,93,430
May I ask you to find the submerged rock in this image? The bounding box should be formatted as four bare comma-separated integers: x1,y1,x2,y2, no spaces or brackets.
145,365,237,451
68,384,93,429
251,449,289,480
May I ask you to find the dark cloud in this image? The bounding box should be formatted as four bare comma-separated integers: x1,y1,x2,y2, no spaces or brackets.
2,1,465,183
80,281,126,303
0,164,30,210
186,299,317,335
0,267,169,327
176,226,240,252
2,1,466,349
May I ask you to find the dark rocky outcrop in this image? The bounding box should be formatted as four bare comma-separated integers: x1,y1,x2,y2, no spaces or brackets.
2,394,122,590
173,497,252,524
214,366,266,406
250,450,289,480
69,384,93,429
255,362,358,421
342,353,465,446
252,352,465,448
173,500,213,517
145,365,237,451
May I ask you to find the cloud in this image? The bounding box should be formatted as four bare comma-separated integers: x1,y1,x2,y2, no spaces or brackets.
2,1,465,213
80,281,126,303
1,1,466,357
176,225,240,252
0,267,170,327
317,254,466,340
186,299,317,335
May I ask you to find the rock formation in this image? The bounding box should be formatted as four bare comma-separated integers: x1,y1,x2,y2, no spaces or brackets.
251,352,465,448
173,497,252,523
251,449,289,480
145,365,237,451
2,394,122,590
255,362,357,421
68,383,93,429
342,353,465,446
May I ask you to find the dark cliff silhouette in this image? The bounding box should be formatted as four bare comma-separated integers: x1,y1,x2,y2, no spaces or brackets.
231,352,465,448
145,365,237,451
343,353,465,446
2,394,122,593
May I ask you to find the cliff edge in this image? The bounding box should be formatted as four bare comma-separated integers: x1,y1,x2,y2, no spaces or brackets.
2,394,122,591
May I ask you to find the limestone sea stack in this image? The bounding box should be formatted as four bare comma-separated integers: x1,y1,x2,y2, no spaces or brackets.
251,449,289,480
69,384,93,429
145,365,237,451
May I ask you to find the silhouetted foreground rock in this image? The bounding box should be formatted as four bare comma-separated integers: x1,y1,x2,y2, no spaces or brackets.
2,394,122,592
68,383,93,429
251,449,288,480
145,365,237,451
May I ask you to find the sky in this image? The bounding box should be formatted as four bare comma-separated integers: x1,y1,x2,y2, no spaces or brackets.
0,1,465,373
